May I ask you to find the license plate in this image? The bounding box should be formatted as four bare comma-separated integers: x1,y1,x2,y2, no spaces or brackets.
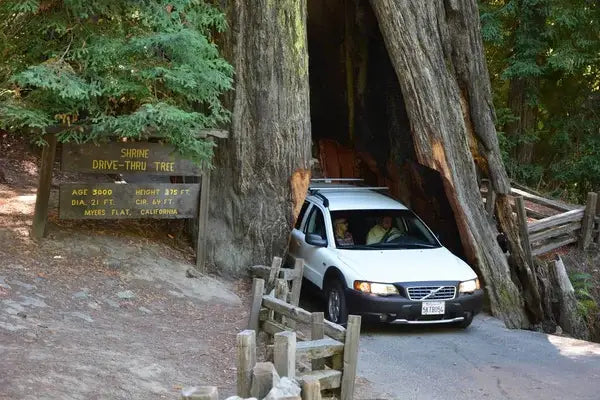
421,301,445,315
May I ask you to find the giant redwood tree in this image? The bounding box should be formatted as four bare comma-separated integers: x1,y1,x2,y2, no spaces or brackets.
211,0,541,329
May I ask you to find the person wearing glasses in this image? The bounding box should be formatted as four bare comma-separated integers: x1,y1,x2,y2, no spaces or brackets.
333,218,354,246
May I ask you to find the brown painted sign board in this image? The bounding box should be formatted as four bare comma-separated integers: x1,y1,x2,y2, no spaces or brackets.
59,183,200,219
61,142,201,176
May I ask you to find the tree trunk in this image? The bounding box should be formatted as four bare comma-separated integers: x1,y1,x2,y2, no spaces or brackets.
370,0,543,328
506,78,538,164
207,0,312,275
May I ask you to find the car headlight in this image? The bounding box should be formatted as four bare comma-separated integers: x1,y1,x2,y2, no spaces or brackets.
459,278,480,293
354,281,399,296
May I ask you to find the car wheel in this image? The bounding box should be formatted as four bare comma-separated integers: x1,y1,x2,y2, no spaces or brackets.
325,280,348,325
457,312,473,329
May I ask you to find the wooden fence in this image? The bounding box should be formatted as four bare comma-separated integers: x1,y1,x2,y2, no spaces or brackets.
247,259,361,400
481,180,599,257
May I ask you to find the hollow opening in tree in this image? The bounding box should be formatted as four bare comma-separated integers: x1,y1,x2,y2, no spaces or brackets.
306,0,465,259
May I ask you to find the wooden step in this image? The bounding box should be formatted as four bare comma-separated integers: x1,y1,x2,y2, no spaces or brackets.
297,369,342,390
296,338,344,360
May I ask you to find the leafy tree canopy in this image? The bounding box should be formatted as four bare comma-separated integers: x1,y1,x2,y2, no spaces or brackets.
480,0,600,201
0,0,233,166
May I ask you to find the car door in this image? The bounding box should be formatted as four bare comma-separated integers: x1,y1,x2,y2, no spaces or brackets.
300,205,330,287
288,201,311,266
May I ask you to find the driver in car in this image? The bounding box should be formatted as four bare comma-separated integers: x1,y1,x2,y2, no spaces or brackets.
366,216,402,244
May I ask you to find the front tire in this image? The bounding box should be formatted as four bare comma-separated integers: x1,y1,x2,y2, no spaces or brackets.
324,280,348,325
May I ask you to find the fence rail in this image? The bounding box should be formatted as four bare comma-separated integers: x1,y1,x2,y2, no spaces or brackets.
247,256,361,400
481,180,599,257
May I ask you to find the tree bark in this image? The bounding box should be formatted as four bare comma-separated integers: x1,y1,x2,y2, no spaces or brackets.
208,0,311,275
506,78,538,164
370,0,541,328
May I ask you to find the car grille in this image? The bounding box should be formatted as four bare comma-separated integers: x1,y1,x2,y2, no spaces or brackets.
407,286,456,301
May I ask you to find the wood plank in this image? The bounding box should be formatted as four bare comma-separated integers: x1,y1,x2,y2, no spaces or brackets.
248,278,265,331
311,312,325,371
261,295,346,341
59,183,200,219
61,142,202,175
274,331,296,379
580,192,597,250
31,134,57,239
528,209,585,234
298,370,342,391
236,330,256,397
515,196,533,266
529,221,581,243
196,169,210,271
296,338,344,359
511,187,580,212
262,295,312,324
323,320,346,342
531,235,578,256
341,315,361,400
261,319,307,341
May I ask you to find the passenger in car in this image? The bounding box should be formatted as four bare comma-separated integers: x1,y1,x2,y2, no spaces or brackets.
333,218,354,246
367,216,402,244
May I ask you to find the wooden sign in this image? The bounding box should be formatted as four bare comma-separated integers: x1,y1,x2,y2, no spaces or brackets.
61,142,202,175
59,183,200,219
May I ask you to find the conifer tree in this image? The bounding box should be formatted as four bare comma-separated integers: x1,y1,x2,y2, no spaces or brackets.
0,0,233,166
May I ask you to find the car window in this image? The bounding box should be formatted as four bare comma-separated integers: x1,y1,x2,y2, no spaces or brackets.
305,207,326,239
295,201,310,230
329,209,440,250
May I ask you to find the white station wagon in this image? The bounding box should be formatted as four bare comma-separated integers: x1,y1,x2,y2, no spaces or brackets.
288,182,483,328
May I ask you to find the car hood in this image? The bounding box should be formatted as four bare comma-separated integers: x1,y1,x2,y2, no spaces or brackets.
336,246,477,283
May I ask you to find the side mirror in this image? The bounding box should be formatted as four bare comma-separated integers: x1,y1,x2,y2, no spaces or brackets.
305,233,327,247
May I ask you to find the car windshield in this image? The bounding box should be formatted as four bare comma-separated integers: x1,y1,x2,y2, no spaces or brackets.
330,209,440,250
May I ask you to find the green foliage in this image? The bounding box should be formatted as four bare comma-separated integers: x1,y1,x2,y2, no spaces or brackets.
570,272,598,320
480,0,600,201
0,0,233,166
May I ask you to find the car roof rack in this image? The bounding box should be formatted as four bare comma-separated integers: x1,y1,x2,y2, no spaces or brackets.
310,178,364,183
311,186,389,191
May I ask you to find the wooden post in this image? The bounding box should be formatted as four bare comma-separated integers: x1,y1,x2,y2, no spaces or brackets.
196,166,211,271
302,375,322,400
31,134,57,239
340,315,361,400
267,256,283,293
251,362,280,400
289,258,304,307
580,192,597,250
237,330,256,397
311,312,325,371
181,386,218,400
515,196,534,266
248,278,265,331
274,278,289,325
274,331,296,379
